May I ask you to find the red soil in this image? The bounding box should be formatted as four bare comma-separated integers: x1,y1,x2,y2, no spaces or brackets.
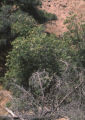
41,0,85,36
0,86,12,115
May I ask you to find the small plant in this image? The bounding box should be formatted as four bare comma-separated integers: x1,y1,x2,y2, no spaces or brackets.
6,102,11,108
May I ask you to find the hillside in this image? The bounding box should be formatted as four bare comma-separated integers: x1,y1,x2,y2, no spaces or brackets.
0,0,85,120
41,0,85,35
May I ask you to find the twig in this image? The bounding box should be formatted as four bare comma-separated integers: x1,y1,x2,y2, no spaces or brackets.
4,107,24,120
37,72,45,116
5,107,18,118
60,59,69,72
44,71,84,116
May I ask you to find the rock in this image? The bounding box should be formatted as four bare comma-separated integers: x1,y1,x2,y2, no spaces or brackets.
48,0,51,2
60,4,67,8
47,4,51,7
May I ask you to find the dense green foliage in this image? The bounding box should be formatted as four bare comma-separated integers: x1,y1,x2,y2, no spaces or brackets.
5,26,61,87
0,0,57,77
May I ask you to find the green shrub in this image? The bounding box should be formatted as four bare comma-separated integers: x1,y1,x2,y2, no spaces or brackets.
63,15,85,67
6,102,11,108
11,9,37,36
5,26,61,88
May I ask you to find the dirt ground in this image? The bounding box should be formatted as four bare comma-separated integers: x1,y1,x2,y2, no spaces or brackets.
0,85,12,115
41,0,85,36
